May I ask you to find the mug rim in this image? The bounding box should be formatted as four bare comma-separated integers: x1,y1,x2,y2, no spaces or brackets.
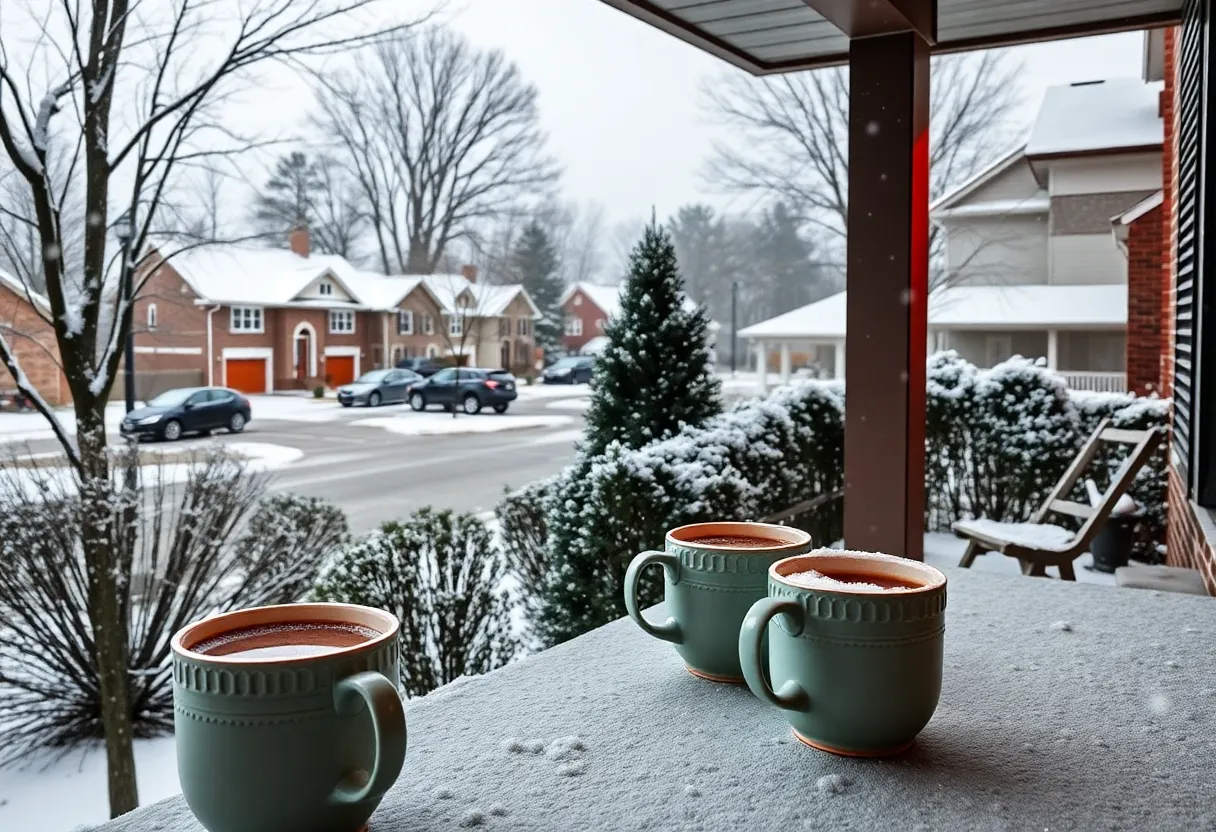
171,602,399,666
769,549,947,595
667,521,811,552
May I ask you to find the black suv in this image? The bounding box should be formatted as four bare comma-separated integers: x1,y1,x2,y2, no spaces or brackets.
543,355,595,384
409,368,518,414
394,357,446,377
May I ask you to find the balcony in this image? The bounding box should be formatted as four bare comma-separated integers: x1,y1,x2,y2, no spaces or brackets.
1061,371,1128,393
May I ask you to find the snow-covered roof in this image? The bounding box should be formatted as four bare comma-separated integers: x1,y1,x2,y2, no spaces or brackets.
151,242,536,316
932,196,1050,221
0,267,49,311
561,281,705,319
740,284,1128,340
1026,79,1164,157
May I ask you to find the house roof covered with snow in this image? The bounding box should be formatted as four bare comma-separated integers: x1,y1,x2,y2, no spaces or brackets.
0,267,50,311
740,284,1128,340
1025,78,1164,158
561,281,708,321
149,243,536,317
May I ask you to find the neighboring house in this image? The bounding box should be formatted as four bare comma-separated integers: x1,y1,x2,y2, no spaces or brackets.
0,269,67,405
133,230,539,395
559,282,720,356
741,76,1165,394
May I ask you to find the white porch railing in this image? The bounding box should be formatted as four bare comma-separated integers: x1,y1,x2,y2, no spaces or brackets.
1060,371,1127,393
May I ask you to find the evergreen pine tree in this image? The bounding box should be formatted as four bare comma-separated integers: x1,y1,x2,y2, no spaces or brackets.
253,152,325,237
582,221,722,456
537,222,722,646
510,222,564,357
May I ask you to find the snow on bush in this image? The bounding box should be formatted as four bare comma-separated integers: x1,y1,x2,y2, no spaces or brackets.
311,508,518,698
537,380,844,646
0,449,348,763
497,476,557,633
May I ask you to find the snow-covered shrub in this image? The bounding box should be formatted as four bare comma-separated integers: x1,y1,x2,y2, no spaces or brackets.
538,380,844,646
0,448,348,763
1072,391,1170,562
496,476,557,625
924,351,978,530
312,508,518,698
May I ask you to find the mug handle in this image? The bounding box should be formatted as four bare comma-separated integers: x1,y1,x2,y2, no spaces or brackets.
623,550,683,645
330,671,408,806
739,597,810,712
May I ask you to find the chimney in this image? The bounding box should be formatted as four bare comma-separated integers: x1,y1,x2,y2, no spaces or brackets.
289,225,311,258
461,264,478,283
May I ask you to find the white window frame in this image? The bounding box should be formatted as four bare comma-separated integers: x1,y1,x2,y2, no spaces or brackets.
230,306,264,334
565,317,583,337
423,314,435,335
397,309,414,335
147,303,158,330
449,316,463,337
517,318,529,337
318,281,334,297
329,309,356,334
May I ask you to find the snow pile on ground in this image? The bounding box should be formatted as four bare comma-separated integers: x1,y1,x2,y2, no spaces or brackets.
545,397,590,413
514,384,592,400
353,414,572,437
0,403,139,444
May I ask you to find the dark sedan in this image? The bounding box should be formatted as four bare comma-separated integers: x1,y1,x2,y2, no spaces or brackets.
543,355,595,384
337,368,423,407
409,368,518,414
120,387,251,442
394,357,446,377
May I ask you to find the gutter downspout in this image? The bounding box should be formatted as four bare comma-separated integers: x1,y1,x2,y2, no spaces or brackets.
206,304,221,386
383,311,390,369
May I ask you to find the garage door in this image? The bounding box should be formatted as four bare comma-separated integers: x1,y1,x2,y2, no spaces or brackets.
327,355,355,387
226,358,267,393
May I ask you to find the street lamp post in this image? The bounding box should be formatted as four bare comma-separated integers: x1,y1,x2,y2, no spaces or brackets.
114,211,137,414
730,280,739,375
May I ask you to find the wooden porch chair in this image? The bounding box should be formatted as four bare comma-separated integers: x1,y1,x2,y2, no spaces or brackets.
953,418,1165,580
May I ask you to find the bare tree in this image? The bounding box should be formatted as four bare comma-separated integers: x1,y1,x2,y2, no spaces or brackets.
702,51,1022,287
313,26,560,275
0,0,418,816
537,199,607,285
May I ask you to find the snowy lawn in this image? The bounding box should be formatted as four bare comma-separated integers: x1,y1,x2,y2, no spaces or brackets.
545,397,590,413
0,402,143,444
352,413,573,437
513,383,591,400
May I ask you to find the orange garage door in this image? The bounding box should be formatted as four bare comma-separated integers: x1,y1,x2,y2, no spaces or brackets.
225,358,267,393
327,356,355,387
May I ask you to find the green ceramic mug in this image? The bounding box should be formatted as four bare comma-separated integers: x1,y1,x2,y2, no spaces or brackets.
739,550,947,757
171,602,407,832
624,522,812,682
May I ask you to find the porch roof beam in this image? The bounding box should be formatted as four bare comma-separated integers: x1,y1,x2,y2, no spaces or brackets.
802,0,936,44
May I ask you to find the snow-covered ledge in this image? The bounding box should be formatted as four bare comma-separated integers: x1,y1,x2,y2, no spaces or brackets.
96,569,1215,831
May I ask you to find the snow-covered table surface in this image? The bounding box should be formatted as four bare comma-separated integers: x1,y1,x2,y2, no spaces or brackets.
96,568,1215,832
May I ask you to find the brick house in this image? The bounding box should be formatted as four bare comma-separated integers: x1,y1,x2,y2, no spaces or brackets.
558,281,718,356
133,230,539,394
0,268,67,405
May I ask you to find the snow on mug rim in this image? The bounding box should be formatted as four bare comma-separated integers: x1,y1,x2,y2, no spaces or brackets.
770,549,946,594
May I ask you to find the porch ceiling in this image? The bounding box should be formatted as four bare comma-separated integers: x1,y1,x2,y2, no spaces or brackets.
598,0,1181,74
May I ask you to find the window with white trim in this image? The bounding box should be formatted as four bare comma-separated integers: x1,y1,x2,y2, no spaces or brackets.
397,309,413,335
449,316,463,337
565,317,582,336
516,318,530,337
329,309,355,334
422,314,435,335
147,303,158,330
230,306,264,333
319,281,334,296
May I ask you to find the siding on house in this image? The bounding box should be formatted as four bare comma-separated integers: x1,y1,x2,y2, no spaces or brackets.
964,157,1042,203
943,215,1049,286
0,280,67,405
1049,234,1130,284
1047,153,1164,195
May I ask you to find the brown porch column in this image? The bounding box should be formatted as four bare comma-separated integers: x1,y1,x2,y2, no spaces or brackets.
843,31,930,560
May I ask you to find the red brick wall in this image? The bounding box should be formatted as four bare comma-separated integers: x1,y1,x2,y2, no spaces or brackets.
133,257,210,379
560,289,608,352
0,282,67,405
1125,202,1165,395
1167,465,1216,592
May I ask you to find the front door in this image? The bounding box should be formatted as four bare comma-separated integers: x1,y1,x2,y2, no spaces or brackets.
295,332,311,380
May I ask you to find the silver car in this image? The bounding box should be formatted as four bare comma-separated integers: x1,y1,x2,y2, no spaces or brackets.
337,369,422,407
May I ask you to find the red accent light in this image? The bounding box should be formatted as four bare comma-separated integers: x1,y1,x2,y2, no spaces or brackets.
483,380,499,389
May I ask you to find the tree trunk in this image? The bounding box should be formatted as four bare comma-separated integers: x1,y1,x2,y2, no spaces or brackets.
76,402,139,816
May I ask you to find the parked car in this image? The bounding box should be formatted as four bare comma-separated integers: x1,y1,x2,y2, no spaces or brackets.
394,357,447,377
120,387,251,442
409,368,518,414
338,368,422,407
543,355,595,384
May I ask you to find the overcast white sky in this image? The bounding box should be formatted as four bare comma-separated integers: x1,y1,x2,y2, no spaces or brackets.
436,0,1147,225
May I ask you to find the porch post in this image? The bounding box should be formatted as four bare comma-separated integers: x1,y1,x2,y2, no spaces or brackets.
779,342,792,382
1047,329,1059,370
834,340,846,380
844,31,930,561
755,339,768,394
